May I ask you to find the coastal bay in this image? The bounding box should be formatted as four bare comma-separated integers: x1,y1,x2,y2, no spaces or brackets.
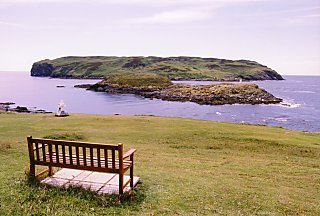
0,72,319,132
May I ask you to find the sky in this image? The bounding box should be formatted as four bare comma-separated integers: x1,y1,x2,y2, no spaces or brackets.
0,0,319,75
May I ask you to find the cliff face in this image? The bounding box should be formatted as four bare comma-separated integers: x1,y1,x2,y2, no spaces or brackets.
31,62,54,77
30,56,284,81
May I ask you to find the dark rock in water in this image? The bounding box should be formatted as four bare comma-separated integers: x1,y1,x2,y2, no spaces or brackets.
56,85,65,88
0,102,15,105
0,104,52,113
34,109,53,114
15,106,30,113
74,84,93,89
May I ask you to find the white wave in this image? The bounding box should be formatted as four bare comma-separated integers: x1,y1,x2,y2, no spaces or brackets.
288,90,316,94
275,117,288,122
280,101,301,108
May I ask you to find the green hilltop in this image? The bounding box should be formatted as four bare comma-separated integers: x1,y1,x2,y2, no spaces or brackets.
31,56,284,81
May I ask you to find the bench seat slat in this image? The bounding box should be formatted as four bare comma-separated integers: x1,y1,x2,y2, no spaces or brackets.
35,160,120,173
42,153,132,171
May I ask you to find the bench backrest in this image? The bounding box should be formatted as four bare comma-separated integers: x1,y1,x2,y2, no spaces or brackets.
27,136,124,173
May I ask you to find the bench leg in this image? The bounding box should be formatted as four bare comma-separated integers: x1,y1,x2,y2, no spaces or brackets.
119,172,124,195
30,163,35,178
48,166,53,176
130,164,134,188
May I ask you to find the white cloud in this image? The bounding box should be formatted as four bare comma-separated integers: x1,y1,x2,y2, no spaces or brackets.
284,14,320,26
240,5,320,26
297,14,320,18
282,7,320,26
0,21,11,25
0,0,267,25
0,20,21,27
129,7,213,24
124,0,266,24
0,0,267,6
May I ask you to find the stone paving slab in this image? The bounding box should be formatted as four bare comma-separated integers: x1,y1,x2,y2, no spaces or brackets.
52,168,83,180
100,176,140,194
83,172,116,184
41,168,140,194
41,177,70,187
73,170,92,181
66,180,105,192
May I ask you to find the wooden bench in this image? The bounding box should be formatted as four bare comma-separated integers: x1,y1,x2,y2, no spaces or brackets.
27,136,136,194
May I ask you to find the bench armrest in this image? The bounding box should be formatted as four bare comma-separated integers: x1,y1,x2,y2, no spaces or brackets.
123,148,136,159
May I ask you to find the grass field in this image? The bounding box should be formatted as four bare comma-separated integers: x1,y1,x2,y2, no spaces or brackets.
0,112,319,215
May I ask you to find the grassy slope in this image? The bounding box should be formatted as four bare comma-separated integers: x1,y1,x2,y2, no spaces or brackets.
0,112,319,215
100,73,173,88
33,56,283,80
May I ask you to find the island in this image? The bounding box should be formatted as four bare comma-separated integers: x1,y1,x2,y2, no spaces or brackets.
31,56,284,81
84,74,282,105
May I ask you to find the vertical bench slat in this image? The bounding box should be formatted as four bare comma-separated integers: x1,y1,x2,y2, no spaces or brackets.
76,146,80,165
55,144,59,163
35,142,40,161
62,145,66,164
42,142,46,162
69,146,73,165
97,148,101,167
90,148,94,167
83,147,87,166
104,149,108,168
48,144,53,163
112,150,115,169
48,143,53,176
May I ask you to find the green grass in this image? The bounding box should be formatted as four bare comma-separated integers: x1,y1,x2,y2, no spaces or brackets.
0,112,319,215
43,132,86,141
99,73,173,88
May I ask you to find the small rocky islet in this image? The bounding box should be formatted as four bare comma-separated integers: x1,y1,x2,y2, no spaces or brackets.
85,74,282,105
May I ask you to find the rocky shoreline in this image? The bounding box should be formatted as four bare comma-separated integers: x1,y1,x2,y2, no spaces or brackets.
85,74,282,106
0,102,52,113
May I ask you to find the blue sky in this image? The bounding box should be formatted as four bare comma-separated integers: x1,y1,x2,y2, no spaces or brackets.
0,0,319,75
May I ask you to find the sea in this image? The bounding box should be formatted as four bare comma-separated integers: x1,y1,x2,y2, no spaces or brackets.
0,72,319,132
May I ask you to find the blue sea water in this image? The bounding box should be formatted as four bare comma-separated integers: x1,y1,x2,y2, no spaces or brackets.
0,72,319,132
